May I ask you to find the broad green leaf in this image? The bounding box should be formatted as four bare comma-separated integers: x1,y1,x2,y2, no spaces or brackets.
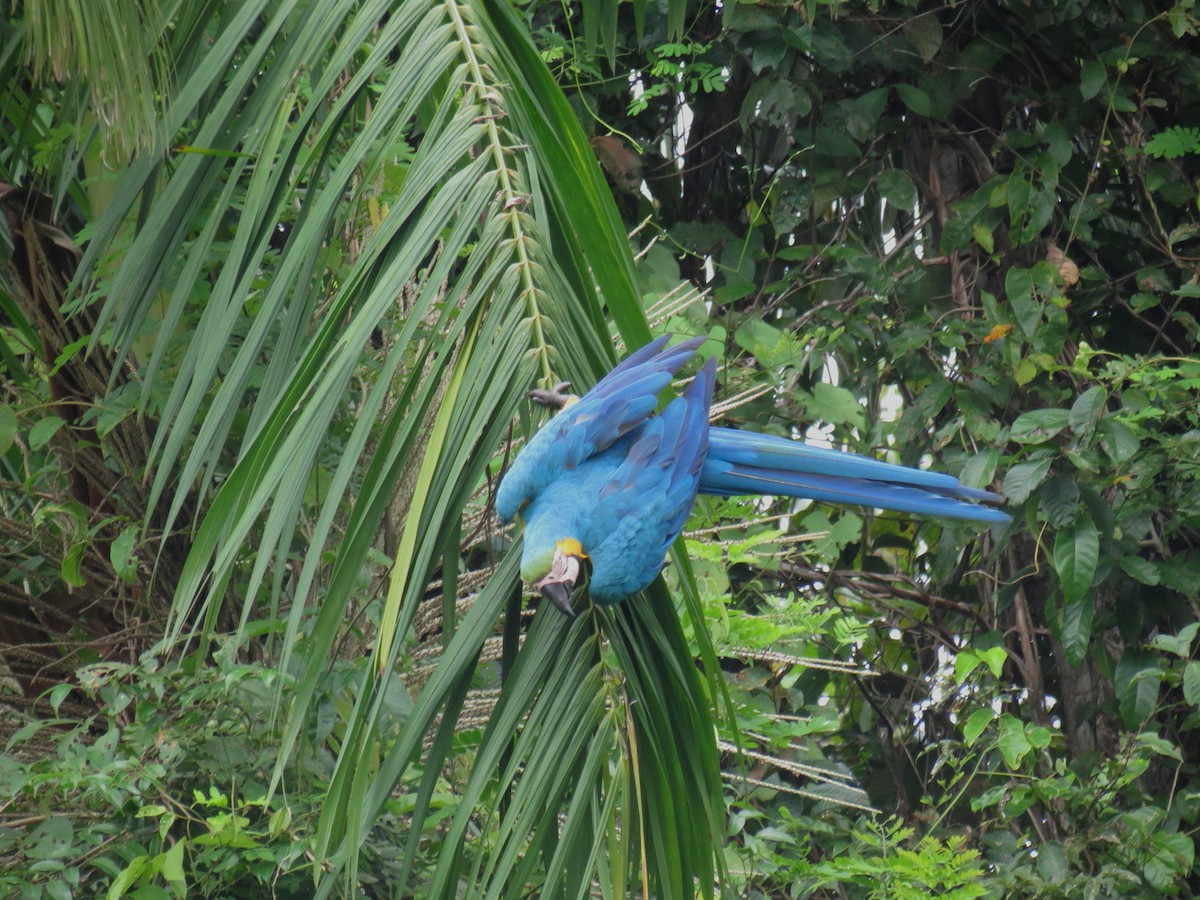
1026,726,1052,749
29,415,66,450
1009,408,1070,444
1055,514,1100,596
958,447,998,491
1005,266,1040,336
979,646,1008,678
1012,185,1056,244
876,168,917,209
963,708,993,746
1170,4,1193,36
1036,841,1069,883
1145,832,1194,890
1068,385,1107,435
1130,291,1161,313
48,684,72,716
1006,786,1035,817
954,651,982,683
106,856,149,899
60,542,86,588
1041,122,1072,167
1115,650,1162,729
1080,60,1105,100
1121,556,1161,586
958,645,1008,682
1039,476,1080,527
998,714,1032,768
800,508,864,560
1148,622,1198,656
1136,731,1182,761
1184,661,1200,706
1059,592,1093,668
109,526,139,584
1160,551,1200,596
895,83,931,116
841,88,887,142
1001,457,1052,504
735,318,800,368
902,14,941,62
806,383,866,429
972,222,994,254
1097,417,1140,464
0,403,16,454
1014,357,1038,386
159,839,186,887
1053,512,1099,665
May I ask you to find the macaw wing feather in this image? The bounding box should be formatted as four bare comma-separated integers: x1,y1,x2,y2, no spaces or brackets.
497,335,705,522
584,357,716,602
556,334,705,462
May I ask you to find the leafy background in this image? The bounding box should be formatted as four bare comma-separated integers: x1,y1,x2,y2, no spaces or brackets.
2,0,1200,896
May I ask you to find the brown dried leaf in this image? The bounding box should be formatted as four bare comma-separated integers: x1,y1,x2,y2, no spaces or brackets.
1046,242,1080,287
591,135,643,195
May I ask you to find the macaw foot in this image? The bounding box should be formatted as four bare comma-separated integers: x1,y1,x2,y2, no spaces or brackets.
529,382,575,410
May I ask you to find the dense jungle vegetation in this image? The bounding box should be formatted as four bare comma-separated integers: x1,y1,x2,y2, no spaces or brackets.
2,0,1200,895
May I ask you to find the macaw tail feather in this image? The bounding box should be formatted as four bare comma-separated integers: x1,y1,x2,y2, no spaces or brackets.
699,428,1011,524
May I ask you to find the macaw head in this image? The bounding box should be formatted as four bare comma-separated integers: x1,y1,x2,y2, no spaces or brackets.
522,536,588,617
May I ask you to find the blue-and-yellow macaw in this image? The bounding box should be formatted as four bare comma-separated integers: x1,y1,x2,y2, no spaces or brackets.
497,335,1009,616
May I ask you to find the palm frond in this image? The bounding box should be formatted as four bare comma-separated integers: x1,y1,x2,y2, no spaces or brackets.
56,0,724,892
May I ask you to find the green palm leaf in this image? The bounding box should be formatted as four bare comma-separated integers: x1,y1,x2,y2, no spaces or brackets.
53,0,724,894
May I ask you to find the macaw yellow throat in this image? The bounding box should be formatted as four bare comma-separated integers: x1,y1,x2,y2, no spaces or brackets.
555,537,586,559
526,537,588,617
522,537,588,584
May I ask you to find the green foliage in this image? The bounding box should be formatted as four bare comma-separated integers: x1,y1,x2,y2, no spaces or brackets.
0,654,326,897
802,821,987,899
1145,125,1200,160
627,40,726,116
4,0,715,894
7,0,1200,896
531,0,1200,893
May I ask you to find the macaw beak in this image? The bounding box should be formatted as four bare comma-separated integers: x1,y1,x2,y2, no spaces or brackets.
538,580,577,617
533,546,585,617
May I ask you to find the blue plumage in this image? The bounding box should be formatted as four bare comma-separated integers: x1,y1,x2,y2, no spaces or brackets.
499,336,1009,613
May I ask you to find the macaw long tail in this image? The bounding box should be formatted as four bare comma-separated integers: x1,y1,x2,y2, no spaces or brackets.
699,428,1011,524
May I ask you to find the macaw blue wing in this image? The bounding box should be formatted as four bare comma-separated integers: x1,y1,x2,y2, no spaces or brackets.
580,357,717,602
496,334,705,522
700,428,1010,524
